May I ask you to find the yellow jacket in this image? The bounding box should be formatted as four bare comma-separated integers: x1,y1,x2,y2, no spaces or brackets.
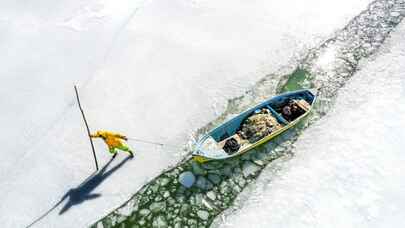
90,130,127,148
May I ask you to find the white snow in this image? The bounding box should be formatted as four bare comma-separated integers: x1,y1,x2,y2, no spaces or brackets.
217,22,405,228
0,0,372,227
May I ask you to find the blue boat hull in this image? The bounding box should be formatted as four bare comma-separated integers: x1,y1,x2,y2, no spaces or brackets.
193,89,317,162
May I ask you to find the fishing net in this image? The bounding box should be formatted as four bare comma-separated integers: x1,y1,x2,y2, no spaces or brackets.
238,109,282,143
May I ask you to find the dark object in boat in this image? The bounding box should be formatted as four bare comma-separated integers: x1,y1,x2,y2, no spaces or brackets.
223,138,240,154
281,99,305,121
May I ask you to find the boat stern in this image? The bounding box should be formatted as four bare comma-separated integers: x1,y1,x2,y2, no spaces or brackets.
192,134,228,162
192,155,210,163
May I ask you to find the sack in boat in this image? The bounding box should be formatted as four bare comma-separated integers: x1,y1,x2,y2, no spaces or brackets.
281,99,306,121
223,138,240,154
238,109,282,143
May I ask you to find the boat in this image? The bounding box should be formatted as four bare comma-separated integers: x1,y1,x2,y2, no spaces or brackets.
192,89,317,163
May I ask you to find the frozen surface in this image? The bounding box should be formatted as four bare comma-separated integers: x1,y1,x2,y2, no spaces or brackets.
218,22,405,228
0,0,372,227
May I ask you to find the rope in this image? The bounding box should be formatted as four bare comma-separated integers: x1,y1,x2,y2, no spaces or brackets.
126,137,181,149
126,137,164,146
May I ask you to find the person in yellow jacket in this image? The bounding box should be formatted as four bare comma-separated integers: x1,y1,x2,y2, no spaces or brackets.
90,130,134,158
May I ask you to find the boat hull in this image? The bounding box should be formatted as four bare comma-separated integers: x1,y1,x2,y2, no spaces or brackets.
193,89,317,162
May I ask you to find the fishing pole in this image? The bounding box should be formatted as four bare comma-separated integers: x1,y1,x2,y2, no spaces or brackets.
74,85,99,171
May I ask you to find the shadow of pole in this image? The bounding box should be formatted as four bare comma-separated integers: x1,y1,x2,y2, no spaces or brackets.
26,156,131,227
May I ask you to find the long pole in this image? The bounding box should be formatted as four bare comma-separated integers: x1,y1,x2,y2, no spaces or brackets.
74,85,99,171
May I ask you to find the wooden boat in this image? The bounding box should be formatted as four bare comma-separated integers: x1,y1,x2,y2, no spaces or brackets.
192,89,317,163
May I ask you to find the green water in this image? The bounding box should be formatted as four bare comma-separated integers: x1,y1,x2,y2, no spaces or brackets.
278,68,313,93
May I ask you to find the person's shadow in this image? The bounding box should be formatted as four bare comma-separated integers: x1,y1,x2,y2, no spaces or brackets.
26,156,131,227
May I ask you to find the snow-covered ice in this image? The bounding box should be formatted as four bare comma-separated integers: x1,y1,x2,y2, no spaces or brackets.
0,0,373,227
217,22,405,228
